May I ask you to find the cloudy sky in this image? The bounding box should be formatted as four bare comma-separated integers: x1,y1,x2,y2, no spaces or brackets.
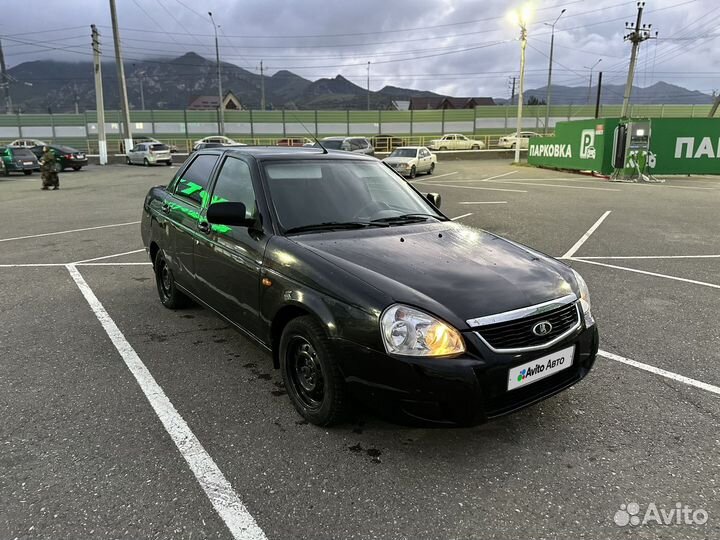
0,0,717,98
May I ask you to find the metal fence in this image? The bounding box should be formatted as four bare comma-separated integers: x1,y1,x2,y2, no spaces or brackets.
0,104,712,154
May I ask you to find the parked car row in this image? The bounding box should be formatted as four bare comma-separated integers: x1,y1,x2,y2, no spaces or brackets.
0,143,87,175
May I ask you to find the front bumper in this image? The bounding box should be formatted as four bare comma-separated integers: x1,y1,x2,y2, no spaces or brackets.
335,323,599,426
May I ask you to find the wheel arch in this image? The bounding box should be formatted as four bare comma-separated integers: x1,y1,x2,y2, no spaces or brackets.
269,299,337,369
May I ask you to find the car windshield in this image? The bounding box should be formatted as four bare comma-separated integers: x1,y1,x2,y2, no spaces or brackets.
389,149,417,158
263,160,443,232
318,140,344,150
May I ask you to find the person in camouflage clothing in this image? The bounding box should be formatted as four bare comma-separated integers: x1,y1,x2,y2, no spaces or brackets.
40,146,59,190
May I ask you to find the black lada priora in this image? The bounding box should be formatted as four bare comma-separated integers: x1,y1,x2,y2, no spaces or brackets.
141,147,598,426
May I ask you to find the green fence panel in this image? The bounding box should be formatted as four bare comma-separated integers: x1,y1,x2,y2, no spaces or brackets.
649,118,720,175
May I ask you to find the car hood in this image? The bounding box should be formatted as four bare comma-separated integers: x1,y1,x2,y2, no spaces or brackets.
292,222,576,327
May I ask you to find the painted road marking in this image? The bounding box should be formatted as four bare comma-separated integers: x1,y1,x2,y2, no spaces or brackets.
568,257,720,289
66,264,267,540
421,182,527,193
0,221,141,243
599,349,720,397
72,248,146,265
458,201,508,204
576,255,720,260
561,211,612,259
451,213,473,221
492,180,620,192
480,170,518,182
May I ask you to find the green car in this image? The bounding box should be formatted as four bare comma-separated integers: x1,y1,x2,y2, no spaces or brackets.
0,146,41,176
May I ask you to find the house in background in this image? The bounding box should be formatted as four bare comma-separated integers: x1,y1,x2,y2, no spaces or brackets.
187,91,243,111
409,97,496,110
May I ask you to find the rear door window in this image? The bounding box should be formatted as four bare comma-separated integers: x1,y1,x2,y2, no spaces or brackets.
174,154,219,205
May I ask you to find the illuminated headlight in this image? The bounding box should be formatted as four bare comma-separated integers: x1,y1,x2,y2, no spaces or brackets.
380,304,466,356
572,269,595,327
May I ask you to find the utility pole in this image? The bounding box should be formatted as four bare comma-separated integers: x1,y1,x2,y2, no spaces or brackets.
0,37,12,114
260,60,265,111
73,83,80,114
510,10,528,164
91,25,107,165
594,71,603,118
509,76,516,106
621,2,655,118
543,9,565,134
709,93,720,117
209,12,224,135
367,61,371,111
139,72,145,110
584,59,601,105
109,0,133,154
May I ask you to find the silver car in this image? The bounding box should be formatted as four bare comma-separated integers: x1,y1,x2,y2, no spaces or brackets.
318,137,375,156
126,142,172,166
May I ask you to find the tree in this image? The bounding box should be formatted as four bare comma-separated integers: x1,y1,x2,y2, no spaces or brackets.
527,96,546,105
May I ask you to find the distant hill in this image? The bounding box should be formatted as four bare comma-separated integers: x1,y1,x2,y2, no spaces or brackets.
5,52,443,112
497,81,713,106
5,52,711,112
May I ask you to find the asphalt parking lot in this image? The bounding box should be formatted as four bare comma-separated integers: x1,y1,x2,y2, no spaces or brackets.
1,160,719,540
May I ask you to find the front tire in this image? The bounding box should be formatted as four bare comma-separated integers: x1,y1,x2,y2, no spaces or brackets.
409,165,416,179
165,161,172,166
471,144,479,150
144,158,150,167
72,166,82,171
23,170,32,176
280,316,346,426
439,146,447,151
154,251,191,309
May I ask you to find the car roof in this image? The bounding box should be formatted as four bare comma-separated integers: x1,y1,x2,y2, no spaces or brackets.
196,146,377,161
393,146,423,150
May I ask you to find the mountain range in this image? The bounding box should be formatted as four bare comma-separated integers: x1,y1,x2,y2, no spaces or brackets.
4,52,713,112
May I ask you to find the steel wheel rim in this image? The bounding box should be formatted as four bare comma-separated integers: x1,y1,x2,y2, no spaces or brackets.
287,336,324,410
159,260,172,298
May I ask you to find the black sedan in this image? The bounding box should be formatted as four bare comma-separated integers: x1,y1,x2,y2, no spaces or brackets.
141,147,598,426
31,145,88,171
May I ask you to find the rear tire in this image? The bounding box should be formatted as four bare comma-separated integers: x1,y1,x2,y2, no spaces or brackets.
427,163,435,175
126,156,132,165
154,251,191,309
471,144,479,150
72,166,82,171
280,316,346,426
439,146,447,151
23,170,32,176
165,160,172,166
144,158,150,167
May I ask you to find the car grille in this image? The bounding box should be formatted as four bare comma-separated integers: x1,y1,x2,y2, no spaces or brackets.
474,302,580,351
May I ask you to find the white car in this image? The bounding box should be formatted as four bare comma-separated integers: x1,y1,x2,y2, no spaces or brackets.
497,131,541,149
192,136,244,150
126,142,173,166
9,138,48,148
427,134,485,151
382,146,437,178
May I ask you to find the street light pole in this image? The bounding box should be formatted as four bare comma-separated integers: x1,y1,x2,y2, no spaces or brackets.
584,59,601,105
208,12,224,135
508,5,531,164
367,61,371,111
543,9,565,135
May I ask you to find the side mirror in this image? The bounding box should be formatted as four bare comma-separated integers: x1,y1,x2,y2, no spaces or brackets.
207,202,255,227
425,192,442,209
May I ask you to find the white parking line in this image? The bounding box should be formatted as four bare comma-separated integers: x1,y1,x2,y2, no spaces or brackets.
0,263,67,268
561,211,612,259
424,171,457,180
492,180,620,192
568,257,720,289
66,264,267,540
72,248,146,264
451,213,473,221
576,255,720,260
458,201,508,205
0,221,141,243
599,349,720,397
421,182,527,193
480,170,518,182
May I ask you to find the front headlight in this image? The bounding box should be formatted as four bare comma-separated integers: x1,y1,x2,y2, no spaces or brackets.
380,304,466,356
572,269,595,327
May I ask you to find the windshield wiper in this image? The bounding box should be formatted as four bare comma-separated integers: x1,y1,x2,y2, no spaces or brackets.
284,221,389,234
371,213,440,224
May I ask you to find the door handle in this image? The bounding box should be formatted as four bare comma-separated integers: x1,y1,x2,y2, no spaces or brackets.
198,220,211,234
161,202,170,214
